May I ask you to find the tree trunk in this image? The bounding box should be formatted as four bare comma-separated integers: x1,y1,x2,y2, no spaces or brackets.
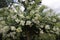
26,32,31,40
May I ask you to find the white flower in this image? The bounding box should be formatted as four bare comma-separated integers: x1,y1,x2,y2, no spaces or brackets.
26,21,31,25
20,6,25,12
53,27,60,34
52,18,56,22
40,25,44,28
11,5,17,13
1,26,9,33
0,21,5,25
53,27,56,31
26,16,30,19
56,27,59,31
58,16,60,18
45,25,50,29
30,10,35,15
0,25,2,28
55,31,59,35
40,30,44,34
22,0,25,2
15,18,20,23
11,15,17,19
20,20,25,26
0,17,3,20
13,3,19,6
16,27,22,32
19,14,25,18
30,1,35,4
11,26,16,31
32,19,40,24
34,17,38,20
35,14,40,17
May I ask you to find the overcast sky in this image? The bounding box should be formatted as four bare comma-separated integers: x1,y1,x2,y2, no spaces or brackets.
42,0,60,13
14,0,60,13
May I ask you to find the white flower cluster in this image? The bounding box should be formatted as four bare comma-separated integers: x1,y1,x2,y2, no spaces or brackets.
1,26,9,33
35,14,40,17
11,15,17,19
32,19,40,24
30,1,35,4
11,26,16,31
26,21,31,25
0,21,6,25
11,5,17,13
16,27,22,32
19,14,25,18
21,0,25,2
20,20,25,26
52,18,56,22
0,17,3,20
53,27,60,34
26,16,30,19
40,30,44,34
45,25,50,29
15,18,20,23
20,6,25,12
40,25,44,28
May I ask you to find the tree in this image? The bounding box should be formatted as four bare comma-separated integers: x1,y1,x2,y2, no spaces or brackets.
0,0,60,40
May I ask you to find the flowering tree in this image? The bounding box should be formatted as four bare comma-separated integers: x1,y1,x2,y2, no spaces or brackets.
0,0,60,40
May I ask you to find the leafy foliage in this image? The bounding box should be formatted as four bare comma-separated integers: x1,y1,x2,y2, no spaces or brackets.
0,0,60,40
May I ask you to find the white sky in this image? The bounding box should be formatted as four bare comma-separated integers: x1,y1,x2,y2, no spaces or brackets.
14,0,60,13
42,0,60,13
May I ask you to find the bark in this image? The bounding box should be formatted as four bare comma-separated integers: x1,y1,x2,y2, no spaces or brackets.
26,32,31,40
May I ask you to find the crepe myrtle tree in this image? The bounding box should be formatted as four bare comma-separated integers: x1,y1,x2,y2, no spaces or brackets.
0,0,60,40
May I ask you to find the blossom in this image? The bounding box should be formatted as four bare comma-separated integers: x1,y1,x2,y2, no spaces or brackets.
40,25,44,28
52,18,56,22
19,14,25,18
32,19,40,24
26,16,30,19
16,27,22,32
1,26,9,33
20,6,25,12
11,15,17,19
20,20,25,26
26,21,31,25
15,18,20,23
53,27,56,31
11,26,16,31
11,5,17,13
35,14,40,17
30,1,35,4
45,25,50,29
0,17,3,20
0,21,5,25
55,31,59,35
22,0,25,2
34,16,38,20
40,30,44,34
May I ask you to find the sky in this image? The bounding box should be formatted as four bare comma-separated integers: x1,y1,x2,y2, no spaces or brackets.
42,0,60,13
13,0,60,13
